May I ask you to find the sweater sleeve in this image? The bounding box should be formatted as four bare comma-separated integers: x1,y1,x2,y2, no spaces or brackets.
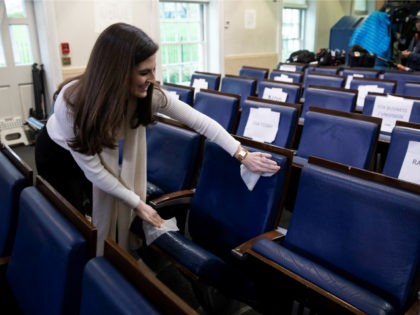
155,89,240,156
46,84,140,209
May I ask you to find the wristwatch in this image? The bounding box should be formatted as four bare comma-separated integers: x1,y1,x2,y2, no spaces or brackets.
235,146,249,161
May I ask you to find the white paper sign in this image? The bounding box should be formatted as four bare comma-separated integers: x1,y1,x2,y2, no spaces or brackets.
398,141,420,185
344,73,364,89
192,78,208,91
243,107,280,143
262,87,288,102
356,85,385,108
168,91,180,100
372,96,413,133
274,75,294,83
279,65,297,72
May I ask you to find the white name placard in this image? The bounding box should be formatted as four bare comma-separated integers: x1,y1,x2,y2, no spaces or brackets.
192,78,208,91
372,96,413,133
398,141,420,185
279,65,297,72
273,75,293,83
262,87,288,102
356,85,385,108
243,107,280,143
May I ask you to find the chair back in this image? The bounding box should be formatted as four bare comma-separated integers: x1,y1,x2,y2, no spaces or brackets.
283,157,420,314
0,143,32,261
188,137,293,258
193,89,240,132
296,107,380,169
305,65,340,75
403,81,420,98
80,239,197,315
190,71,221,91
162,83,194,106
147,117,202,199
340,67,380,79
302,73,345,100
269,69,303,83
6,176,97,315
277,62,307,72
239,66,269,81
236,96,300,148
382,121,420,182
220,74,257,107
381,70,420,94
257,80,302,104
301,85,357,118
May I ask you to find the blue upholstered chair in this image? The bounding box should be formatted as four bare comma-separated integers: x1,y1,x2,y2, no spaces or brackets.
236,96,300,148
382,121,420,182
80,239,197,315
5,176,97,315
269,69,304,83
381,70,420,95
305,65,340,75
237,157,420,315
257,80,302,104
363,93,420,140
239,66,269,82
190,71,221,91
146,137,293,309
301,85,357,118
146,117,203,200
0,143,32,264
340,67,380,79
277,62,307,72
220,74,257,107
193,89,240,133
295,107,381,170
162,83,195,106
403,81,420,98
301,73,345,101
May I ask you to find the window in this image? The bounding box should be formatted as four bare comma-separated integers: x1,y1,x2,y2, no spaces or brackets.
159,1,206,84
281,8,306,62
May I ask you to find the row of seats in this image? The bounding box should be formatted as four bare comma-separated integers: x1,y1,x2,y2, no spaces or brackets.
132,117,420,314
0,142,197,315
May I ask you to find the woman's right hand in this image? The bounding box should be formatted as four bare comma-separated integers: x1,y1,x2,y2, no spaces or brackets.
134,200,164,227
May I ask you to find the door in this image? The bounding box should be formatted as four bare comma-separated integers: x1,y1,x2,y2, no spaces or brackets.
0,0,40,121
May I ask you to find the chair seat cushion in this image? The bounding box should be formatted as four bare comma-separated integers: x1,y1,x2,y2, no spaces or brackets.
252,238,395,315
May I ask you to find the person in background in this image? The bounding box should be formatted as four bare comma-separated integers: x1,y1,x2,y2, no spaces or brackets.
35,23,280,254
398,11,420,71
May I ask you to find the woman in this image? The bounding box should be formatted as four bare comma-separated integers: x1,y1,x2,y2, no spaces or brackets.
35,23,280,254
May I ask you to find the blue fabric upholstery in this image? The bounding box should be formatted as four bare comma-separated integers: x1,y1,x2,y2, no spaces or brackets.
305,66,339,75
252,162,420,314
403,81,420,98
220,75,257,107
257,80,302,104
154,140,291,297
301,86,357,118
80,257,159,315
340,68,380,79
277,62,307,72
363,94,420,130
236,98,299,148
0,151,31,257
302,74,345,100
190,72,221,91
349,77,396,95
382,124,420,178
193,90,240,132
162,83,194,106
147,121,201,199
269,70,304,83
382,71,420,95
6,186,89,315
239,66,269,81
296,109,379,168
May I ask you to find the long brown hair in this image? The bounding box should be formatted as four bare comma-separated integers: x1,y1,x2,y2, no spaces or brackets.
64,23,159,155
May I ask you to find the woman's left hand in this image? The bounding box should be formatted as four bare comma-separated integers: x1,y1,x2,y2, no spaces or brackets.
241,151,281,174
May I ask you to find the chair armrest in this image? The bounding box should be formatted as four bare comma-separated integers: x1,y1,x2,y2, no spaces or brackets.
405,297,420,315
149,189,195,209
231,230,285,260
